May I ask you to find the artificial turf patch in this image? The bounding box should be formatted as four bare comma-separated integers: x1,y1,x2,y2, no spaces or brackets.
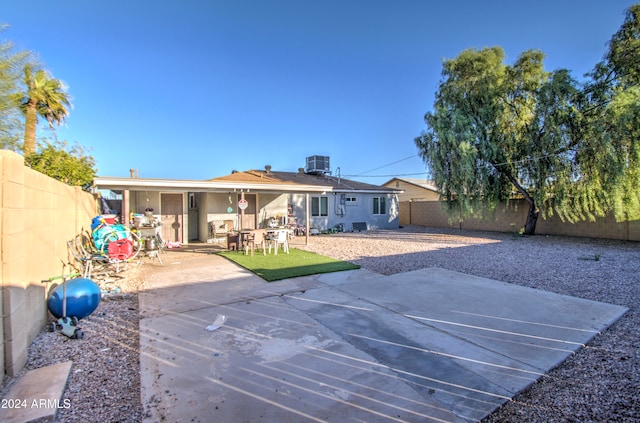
217,248,360,282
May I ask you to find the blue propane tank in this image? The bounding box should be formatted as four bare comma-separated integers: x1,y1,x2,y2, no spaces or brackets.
47,278,101,319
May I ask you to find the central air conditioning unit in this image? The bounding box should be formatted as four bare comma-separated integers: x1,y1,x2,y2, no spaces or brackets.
305,155,330,175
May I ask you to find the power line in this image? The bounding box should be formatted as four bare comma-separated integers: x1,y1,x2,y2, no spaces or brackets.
343,172,429,178
353,154,421,176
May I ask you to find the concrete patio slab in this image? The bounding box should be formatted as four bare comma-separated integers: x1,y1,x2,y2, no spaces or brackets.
139,255,628,422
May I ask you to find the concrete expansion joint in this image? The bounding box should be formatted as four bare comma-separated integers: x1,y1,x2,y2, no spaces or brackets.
207,288,312,308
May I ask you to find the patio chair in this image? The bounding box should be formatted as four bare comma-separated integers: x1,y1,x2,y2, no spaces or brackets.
244,229,267,256
268,229,289,255
209,220,227,243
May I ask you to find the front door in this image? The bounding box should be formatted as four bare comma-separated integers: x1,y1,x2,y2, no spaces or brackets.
161,193,184,242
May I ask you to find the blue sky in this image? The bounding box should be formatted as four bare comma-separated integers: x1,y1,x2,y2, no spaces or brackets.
3,0,635,185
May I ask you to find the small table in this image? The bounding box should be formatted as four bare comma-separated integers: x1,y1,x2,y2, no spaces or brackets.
239,229,252,244
239,229,259,253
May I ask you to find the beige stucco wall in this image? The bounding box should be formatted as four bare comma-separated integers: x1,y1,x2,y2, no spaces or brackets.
400,199,640,241
258,194,288,227
196,193,291,242
130,190,161,215
199,192,238,241
1,150,97,378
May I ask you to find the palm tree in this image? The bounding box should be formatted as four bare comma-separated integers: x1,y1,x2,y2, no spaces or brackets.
13,64,71,155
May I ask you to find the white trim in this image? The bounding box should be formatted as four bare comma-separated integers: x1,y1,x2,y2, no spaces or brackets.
344,195,358,206
93,176,397,194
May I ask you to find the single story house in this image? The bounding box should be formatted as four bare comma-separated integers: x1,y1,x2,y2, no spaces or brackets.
93,161,401,244
382,177,439,202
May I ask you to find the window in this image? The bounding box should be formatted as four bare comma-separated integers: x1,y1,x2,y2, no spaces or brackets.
373,197,386,215
311,196,328,216
345,196,357,206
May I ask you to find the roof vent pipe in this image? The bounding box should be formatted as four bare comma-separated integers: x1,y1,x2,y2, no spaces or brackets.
130,169,136,179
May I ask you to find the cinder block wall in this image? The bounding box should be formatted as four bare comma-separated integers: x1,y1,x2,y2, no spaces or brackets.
1,150,97,378
400,201,458,228
400,199,640,241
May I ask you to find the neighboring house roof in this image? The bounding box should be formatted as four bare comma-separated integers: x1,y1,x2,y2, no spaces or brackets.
383,177,438,193
94,168,399,194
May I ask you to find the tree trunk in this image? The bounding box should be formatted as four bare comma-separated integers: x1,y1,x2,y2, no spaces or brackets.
523,198,539,235
497,166,539,235
23,100,38,155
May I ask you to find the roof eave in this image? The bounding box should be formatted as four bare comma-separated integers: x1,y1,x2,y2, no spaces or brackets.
93,177,329,193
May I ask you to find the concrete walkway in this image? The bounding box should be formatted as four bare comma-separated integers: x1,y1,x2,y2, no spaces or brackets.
139,253,627,422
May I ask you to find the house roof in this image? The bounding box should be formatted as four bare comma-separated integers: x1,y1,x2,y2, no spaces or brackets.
212,169,397,192
94,169,399,194
382,177,438,193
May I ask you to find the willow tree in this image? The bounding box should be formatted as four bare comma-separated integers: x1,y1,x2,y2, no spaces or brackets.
578,4,640,224
13,64,71,155
415,4,640,235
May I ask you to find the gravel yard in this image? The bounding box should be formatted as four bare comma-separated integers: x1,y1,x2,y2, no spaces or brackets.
4,226,639,422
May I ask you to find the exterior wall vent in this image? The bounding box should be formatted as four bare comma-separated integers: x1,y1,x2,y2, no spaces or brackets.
305,155,330,175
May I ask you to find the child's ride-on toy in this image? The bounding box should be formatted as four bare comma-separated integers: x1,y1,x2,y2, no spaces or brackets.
51,315,83,340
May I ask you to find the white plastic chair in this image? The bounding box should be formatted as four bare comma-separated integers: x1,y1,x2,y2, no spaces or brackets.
268,229,289,255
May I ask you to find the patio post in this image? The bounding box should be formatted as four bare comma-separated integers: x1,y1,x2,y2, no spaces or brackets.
305,193,310,245
123,189,130,226
240,191,245,229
